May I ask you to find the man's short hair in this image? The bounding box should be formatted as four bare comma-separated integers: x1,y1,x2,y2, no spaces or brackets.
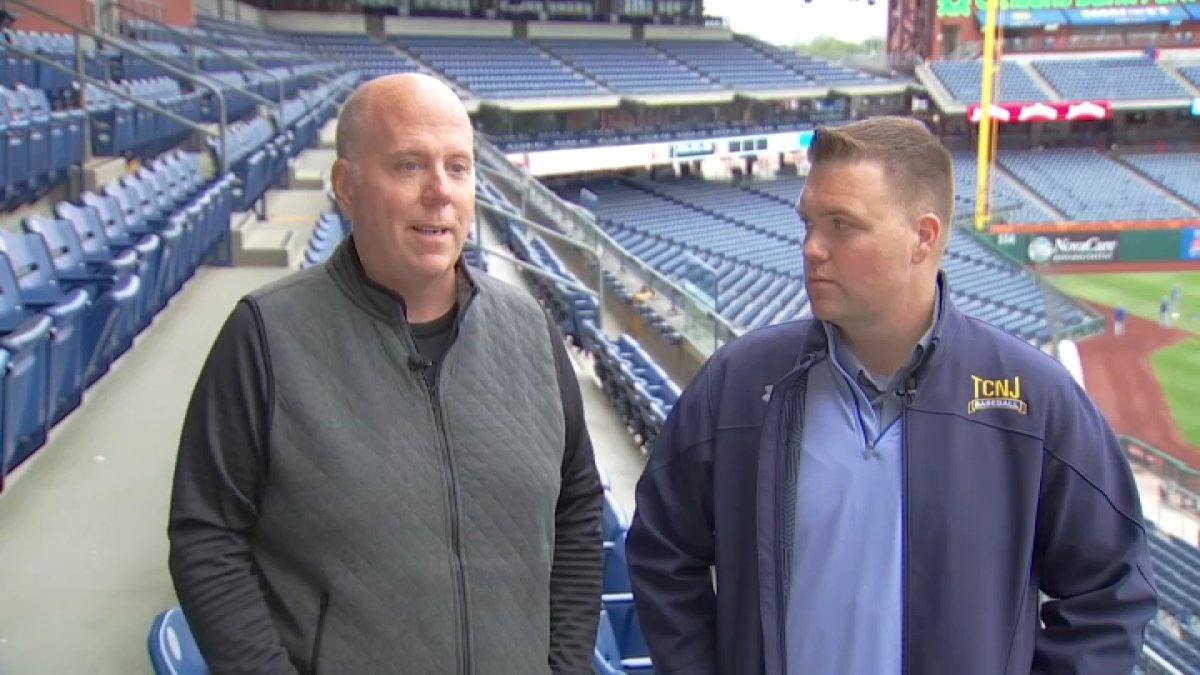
808,117,955,249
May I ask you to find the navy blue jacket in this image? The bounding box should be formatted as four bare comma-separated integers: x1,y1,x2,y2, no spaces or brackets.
625,287,1158,675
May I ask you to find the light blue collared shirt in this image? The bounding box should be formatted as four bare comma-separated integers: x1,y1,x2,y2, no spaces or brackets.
785,286,940,675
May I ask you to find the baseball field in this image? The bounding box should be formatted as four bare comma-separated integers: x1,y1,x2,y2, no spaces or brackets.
1050,271,1200,454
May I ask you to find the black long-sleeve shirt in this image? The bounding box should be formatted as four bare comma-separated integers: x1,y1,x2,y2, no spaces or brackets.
167,293,603,674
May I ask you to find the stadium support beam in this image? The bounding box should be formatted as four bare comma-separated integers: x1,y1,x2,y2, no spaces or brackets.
974,0,1001,231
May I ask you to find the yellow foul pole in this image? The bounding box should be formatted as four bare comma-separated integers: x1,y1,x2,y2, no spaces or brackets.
975,0,1001,231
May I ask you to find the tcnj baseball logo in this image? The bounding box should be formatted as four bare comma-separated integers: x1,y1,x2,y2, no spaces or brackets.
1028,234,1118,264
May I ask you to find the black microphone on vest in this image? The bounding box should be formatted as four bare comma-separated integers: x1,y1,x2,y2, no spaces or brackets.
408,354,432,373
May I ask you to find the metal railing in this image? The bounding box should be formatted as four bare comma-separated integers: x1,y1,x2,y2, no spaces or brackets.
1124,435,1200,497
954,212,1107,341
2,0,233,173
100,0,285,108
474,140,742,355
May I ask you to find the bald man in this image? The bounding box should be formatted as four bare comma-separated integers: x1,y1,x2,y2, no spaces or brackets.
167,74,604,675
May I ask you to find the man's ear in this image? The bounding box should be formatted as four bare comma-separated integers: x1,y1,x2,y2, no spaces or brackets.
331,158,353,216
913,212,942,264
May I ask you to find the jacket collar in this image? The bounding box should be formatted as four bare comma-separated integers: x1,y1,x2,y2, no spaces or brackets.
792,270,960,382
326,234,479,326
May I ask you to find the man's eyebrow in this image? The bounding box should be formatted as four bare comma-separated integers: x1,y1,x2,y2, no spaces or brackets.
796,206,861,221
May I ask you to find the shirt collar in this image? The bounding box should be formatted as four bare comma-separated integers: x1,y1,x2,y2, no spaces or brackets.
823,281,942,398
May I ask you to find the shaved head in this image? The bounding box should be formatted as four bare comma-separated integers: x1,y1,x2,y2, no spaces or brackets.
335,73,471,165
329,71,476,323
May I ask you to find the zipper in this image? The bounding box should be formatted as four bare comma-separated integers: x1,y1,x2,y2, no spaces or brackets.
401,295,476,675
772,354,816,674
425,377,471,675
900,384,916,675
310,592,329,675
775,385,791,674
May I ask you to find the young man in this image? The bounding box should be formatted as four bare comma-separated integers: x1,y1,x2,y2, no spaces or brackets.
625,117,1157,675
168,74,603,674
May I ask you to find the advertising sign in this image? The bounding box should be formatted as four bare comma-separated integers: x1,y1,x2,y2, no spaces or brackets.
973,8,1068,26
1181,228,1200,261
1065,5,1190,23
939,0,1200,19
1027,232,1119,264
967,100,1110,124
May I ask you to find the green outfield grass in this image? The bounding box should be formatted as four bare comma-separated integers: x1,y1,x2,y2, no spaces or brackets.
1049,271,1200,336
1150,342,1200,447
1049,271,1200,446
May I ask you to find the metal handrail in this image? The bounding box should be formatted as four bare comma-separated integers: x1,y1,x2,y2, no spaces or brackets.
476,198,607,330
3,0,231,173
475,145,742,354
1,41,217,139
101,0,284,108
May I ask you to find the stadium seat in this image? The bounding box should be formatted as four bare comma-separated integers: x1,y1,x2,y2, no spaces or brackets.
20,215,141,387
0,232,58,477
147,607,207,675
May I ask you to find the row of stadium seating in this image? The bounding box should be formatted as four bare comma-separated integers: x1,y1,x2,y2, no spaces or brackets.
1,83,86,208
1142,525,1200,673
568,175,1095,342
595,499,653,673
480,175,679,449
0,52,347,491
0,149,234,493
399,35,893,99
930,57,1200,104
996,148,1198,223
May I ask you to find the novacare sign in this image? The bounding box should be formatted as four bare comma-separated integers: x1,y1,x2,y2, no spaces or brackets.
1027,233,1119,263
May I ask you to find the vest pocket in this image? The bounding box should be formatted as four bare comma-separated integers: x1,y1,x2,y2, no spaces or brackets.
311,591,330,675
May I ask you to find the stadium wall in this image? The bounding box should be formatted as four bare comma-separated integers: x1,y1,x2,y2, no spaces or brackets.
643,24,731,40
195,0,260,25
263,10,366,34
19,0,194,33
385,16,514,36
987,227,1200,270
525,21,632,39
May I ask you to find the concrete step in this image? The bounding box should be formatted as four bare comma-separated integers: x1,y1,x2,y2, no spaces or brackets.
289,160,327,190
229,211,297,268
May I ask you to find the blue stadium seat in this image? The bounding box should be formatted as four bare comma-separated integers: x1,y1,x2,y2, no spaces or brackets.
396,36,607,99
3,86,48,188
1121,153,1200,211
1034,57,1191,101
602,489,628,544
602,593,654,672
20,215,141,387
55,201,158,333
997,148,1196,222
537,39,717,94
147,607,207,675
0,232,58,477
0,85,31,206
930,60,1047,104
603,531,632,594
103,181,186,307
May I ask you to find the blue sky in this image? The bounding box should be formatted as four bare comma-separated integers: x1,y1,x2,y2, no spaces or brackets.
703,0,889,45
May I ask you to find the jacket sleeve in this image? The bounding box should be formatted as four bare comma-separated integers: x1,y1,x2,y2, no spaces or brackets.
1032,378,1158,675
167,299,298,675
545,313,604,674
625,363,718,675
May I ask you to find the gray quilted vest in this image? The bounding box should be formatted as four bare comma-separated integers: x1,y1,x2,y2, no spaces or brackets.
248,238,565,674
